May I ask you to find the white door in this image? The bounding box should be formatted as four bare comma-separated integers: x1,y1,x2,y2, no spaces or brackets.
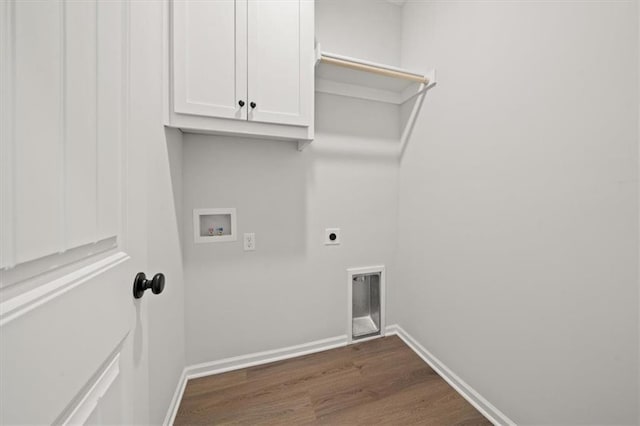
247,0,313,126
172,0,248,120
1,1,156,424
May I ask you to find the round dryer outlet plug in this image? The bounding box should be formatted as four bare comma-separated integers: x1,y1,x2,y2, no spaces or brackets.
325,228,341,245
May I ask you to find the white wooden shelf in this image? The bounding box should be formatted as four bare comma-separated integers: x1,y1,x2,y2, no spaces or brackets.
315,51,436,104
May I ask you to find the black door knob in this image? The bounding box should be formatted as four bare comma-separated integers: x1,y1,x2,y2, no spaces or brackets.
250,102,256,109
238,100,245,107
133,272,165,299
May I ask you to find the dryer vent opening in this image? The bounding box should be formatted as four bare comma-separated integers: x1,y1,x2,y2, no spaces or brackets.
351,272,382,340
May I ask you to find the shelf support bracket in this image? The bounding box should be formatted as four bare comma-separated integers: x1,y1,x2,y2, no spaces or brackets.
399,71,437,159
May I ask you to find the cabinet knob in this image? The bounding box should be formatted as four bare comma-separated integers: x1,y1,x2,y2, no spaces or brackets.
250,102,257,109
238,100,245,107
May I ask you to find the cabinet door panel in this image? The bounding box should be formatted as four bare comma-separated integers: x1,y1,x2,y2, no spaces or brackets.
172,0,247,119
247,0,313,126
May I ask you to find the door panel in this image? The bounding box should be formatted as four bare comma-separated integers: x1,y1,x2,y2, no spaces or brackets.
0,1,149,424
96,0,123,242
1,0,122,277
247,0,313,126
65,0,98,248
172,0,247,120
0,260,132,425
12,0,64,263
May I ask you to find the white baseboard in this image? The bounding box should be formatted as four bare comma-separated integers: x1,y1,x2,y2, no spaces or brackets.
163,327,515,426
163,334,348,425
185,335,349,380
163,369,188,426
385,324,516,426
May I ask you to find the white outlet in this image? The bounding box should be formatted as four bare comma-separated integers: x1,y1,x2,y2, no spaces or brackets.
243,233,256,251
325,228,341,245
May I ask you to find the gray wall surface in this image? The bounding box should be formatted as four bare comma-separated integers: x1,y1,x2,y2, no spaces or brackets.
395,1,639,424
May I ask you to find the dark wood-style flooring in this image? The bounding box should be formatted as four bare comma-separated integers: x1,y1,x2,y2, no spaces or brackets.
175,335,491,425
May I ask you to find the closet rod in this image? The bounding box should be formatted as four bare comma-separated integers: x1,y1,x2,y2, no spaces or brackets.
320,54,428,84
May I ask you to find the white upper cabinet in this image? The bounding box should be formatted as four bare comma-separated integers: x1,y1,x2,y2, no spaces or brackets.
168,0,314,143
172,0,247,120
247,0,312,126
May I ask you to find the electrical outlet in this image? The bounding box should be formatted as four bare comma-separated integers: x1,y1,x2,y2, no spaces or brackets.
325,228,341,245
243,233,256,251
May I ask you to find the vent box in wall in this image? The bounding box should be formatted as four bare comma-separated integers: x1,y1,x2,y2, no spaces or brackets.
193,208,237,243
347,266,385,343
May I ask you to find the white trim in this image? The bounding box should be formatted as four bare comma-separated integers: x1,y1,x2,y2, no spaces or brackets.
163,334,348,425
349,333,383,345
186,335,348,379
0,236,118,289
169,113,313,142
347,265,385,344
0,251,130,326
385,324,516,426
163,369,188,426
63,352,121,425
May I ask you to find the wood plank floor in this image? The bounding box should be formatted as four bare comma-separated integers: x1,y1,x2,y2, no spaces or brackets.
174,336,491,425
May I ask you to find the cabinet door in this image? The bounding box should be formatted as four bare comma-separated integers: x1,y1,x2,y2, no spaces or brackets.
247,0,313,126
172,0,247,119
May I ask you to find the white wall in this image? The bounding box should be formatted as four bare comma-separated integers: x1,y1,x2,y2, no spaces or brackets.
182,108,399,363
396,1,639,424
316,0,401,65
182,1,403,365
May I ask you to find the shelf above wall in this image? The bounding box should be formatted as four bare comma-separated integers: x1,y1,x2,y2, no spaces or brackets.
315,50,436,104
